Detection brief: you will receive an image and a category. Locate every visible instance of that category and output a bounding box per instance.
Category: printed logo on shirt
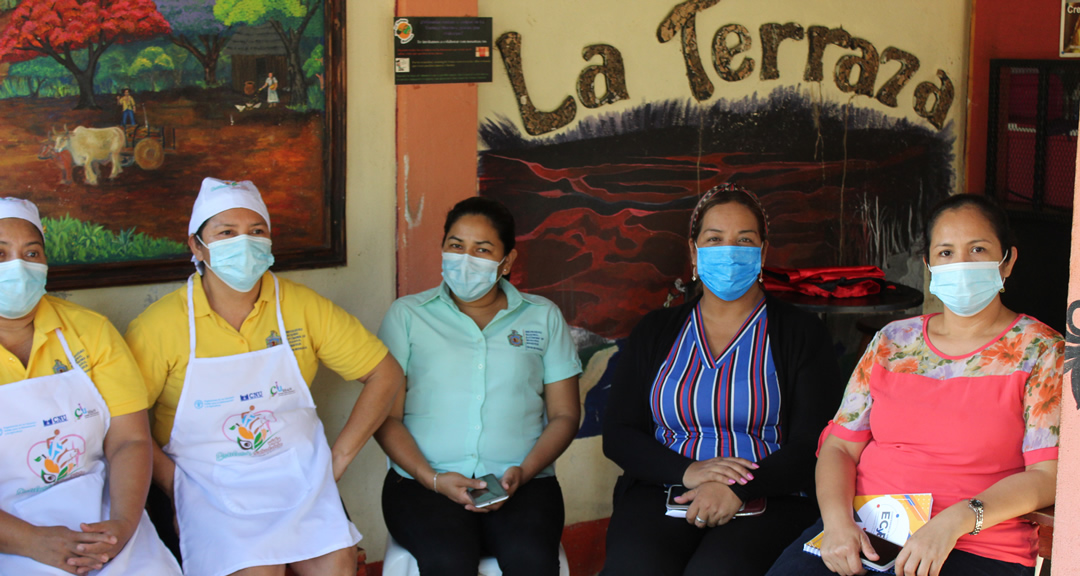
[507,330,524,347]
[269,381,296,398]
[222,406,281,456]
[193,396,235,410]
[28,430,85,484]
[523,330,546,352]
[73,403,100,421]
[52,359,70,374]
[42,414,68,427]
[240,391,264,401]
[266,330,283,348]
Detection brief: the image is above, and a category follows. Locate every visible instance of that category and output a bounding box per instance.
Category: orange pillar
[394,0,479,296]
[1056,122,1080,573]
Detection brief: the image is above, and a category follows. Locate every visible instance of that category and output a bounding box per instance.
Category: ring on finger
[695,515,705,524]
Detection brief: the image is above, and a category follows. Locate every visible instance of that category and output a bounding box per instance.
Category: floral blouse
[834,314,1064,455]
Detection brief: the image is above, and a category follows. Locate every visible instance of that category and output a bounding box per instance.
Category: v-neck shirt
[649,300,781,463]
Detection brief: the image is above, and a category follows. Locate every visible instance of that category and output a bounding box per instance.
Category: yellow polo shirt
[0,295,148,417]
[125,272,388,447]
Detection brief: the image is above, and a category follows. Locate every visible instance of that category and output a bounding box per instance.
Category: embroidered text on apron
[164,274,360,576]
[0,329,182,575]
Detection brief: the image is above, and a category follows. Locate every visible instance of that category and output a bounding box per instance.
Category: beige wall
[52,0,402,562]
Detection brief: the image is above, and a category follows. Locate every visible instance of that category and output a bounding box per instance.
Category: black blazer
[602,293,844,501]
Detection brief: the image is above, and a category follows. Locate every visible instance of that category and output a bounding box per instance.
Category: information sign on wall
[394,17,493,84]
[1062,0,1080,57]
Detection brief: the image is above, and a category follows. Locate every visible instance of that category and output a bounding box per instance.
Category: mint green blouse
[377,280,582,479]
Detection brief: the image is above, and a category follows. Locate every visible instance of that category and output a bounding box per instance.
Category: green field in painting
[43,215,187,265]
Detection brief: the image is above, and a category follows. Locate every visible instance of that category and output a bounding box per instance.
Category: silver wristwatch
[967,499,984,535]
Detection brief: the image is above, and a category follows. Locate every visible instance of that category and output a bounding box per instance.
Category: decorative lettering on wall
[875,47,920,107]
[835,37,879,97]
[913,69,955,130]
[657,0,721,101]
[578,44,630,108]
[496,31,577,136]
[494,1,956,136]
[759,22,804,81]
[712,24,754,82]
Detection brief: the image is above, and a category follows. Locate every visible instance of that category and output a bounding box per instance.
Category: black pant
[382,469,565,576]
[765,518,1036,576]
[601,478,819,576]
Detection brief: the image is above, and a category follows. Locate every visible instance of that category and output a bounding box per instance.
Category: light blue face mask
[696,245,762,301]
[199,235,275,293]
[928,256,1007,317]
[442,252,504,303]
[0,259,48,319]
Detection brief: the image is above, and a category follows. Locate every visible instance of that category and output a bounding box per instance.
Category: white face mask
[441,252,504,302]
[927,255,1007,317]
[0,259,48,319]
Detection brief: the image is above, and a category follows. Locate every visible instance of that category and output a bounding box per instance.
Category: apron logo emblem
[42,414,68,426]
[223,406,278,452]
[194,400,204,409]
[28,430,85,484]
[73,403,100,420]
[266,330,283,348]
[270,382,296,397]
[240,391,264,401]
[508,330,524,347]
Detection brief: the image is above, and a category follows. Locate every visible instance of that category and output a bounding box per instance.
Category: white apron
[0,329,182,575]
[165,274,360,576]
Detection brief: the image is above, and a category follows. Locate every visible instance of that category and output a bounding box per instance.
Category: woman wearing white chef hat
[0,197,182,575]
[125,178,403,576]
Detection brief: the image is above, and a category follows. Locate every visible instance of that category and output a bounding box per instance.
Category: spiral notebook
[803,493,933,572]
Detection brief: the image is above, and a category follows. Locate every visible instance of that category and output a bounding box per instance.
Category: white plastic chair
[383,535,570,576]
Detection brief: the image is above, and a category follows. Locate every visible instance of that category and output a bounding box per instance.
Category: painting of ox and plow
[0,0,345,289]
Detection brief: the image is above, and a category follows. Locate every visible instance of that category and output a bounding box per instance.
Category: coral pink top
[823,314,1064,566]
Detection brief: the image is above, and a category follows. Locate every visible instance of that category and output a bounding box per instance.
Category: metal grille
[987,60,1080,215]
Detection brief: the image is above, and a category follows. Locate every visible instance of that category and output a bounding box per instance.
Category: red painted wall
[395,0,479,296]
[966,0,1061,193]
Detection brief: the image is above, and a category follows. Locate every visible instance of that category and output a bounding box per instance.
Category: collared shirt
[650,300,781,464]
[378,279,581,480]
[125,272,388,447]
[0,295,147,417]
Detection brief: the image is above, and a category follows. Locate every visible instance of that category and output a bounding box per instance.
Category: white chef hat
[188,178,271,237]
[0,197,44,238]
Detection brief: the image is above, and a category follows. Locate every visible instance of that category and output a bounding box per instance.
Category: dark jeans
[382,468,565,576]
[601,477,820,576]
[765,518,1036,576]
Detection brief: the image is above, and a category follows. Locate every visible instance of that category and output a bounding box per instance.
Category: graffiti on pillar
[1066,300,1080,409]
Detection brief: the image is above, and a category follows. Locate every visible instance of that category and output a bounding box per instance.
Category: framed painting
[0,0,346,290]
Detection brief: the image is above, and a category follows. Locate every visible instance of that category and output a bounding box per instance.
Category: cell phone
[467,473,509,508]
[860,530,903,572]
[666,485,690,511]
[735,497,766,517]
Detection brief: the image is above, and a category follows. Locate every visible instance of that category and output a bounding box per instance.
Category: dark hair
[443,196,516,253]
[689,184,769,242]
[923,194,1015,262]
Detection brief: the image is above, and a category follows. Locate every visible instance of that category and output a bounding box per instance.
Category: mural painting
[0,0,342,288]
[478,2,960,436]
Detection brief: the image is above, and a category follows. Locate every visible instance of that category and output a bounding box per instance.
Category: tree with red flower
[0,0,171,109]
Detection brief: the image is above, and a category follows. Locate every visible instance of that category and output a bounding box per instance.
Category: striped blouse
[649,299,782,463]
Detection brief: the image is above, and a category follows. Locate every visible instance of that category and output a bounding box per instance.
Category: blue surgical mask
[928,256,1006,317]
[696,245,762,301]
[199,235,275,293]
[0,259,47,319]
[442,252,504,303]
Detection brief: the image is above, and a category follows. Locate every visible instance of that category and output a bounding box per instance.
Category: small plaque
[394,17,493,84]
